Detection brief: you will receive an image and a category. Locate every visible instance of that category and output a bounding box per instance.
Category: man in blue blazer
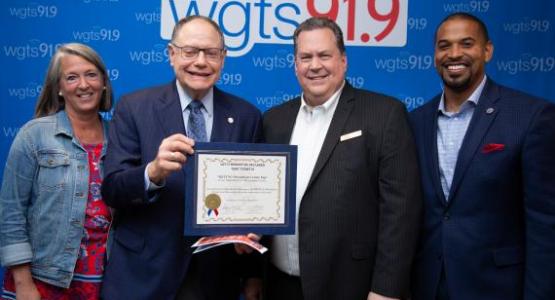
[100,16,262,299]
[410,13,555,300]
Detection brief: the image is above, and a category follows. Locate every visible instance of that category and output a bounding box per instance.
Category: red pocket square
[482,143,505,154]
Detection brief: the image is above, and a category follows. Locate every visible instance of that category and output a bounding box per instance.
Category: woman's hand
[11,264,41,300]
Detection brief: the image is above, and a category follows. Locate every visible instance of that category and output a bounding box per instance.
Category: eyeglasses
[170,43,224,61]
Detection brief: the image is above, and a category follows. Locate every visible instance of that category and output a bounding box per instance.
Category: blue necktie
[187,100,207,142]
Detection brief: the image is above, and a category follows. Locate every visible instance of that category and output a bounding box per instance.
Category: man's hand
[368,292,399,300]
[234,233,261,254]
[243,278,263,300]
[147,134,195,184]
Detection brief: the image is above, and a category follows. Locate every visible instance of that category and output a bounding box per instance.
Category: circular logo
[204,193,222,210]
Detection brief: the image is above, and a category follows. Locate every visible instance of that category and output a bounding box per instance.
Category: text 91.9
[306,0,406,45]
[217,73,242,86]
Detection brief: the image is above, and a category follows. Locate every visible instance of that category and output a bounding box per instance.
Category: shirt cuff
[144,162,165,192]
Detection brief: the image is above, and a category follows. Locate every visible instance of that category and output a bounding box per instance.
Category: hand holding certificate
[184,142,297,236]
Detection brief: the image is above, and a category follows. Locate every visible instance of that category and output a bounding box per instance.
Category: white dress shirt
[271,82,344,276]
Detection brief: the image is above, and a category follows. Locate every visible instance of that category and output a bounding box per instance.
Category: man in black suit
[263,17,422,300]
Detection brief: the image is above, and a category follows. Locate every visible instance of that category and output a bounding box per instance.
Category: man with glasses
[101,16,263,300]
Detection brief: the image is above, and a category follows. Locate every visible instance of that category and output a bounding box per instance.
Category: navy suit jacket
[100,82,262,300]
[410,79,555,300]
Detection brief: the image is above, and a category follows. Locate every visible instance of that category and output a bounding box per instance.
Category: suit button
[443,212,450,220]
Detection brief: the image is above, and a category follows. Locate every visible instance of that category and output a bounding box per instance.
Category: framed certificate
[184,142,297,236]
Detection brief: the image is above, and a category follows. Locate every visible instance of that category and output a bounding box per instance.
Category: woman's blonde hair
[34,43,113,118]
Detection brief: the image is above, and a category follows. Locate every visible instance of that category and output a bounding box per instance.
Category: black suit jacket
[263,83,422,299]
[100,81,263,300]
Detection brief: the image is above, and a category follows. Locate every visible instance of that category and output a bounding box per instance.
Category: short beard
[442,74,471,93]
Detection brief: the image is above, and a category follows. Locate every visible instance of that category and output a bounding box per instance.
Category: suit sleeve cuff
[144,163,165,191]
[144,162,165,203]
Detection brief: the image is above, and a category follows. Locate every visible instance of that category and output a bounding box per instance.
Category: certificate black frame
[184,142,297,235]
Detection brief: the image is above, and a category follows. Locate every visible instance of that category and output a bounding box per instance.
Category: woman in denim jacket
[0,43,114,300]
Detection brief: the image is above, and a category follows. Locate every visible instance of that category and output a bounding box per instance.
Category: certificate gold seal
[205,194,221,209]
[205,194,221,216]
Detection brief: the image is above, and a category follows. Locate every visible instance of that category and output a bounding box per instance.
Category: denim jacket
[0,110,109,288]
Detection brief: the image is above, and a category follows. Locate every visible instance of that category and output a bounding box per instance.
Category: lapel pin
[227,117,234,124]
[486,107,495,114]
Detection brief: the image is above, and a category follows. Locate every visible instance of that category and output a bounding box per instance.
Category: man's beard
[442,72,472,93]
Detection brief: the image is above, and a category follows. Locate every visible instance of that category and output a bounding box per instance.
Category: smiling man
[262,17,422,300]
[100,16,263,300]
[410,13,555,300]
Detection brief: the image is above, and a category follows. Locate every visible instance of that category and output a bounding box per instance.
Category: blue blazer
[410,79,555,300]
[100,82,262,300]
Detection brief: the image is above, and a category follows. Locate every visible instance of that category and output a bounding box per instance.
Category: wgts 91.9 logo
[161,0,407,57]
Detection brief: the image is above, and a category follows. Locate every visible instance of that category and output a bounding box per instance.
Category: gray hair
[35,43,113,118]
[171,15,225,49]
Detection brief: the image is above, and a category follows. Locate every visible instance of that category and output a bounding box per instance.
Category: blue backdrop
[1,0,554,284]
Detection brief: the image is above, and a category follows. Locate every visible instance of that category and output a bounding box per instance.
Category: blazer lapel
[154,82,186,136]
[448,80,500,203]
[210,88,234,142]
[269,100,300,145]
[424,96,448,204]
[151,82,189,180]
[307,84,355,189]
